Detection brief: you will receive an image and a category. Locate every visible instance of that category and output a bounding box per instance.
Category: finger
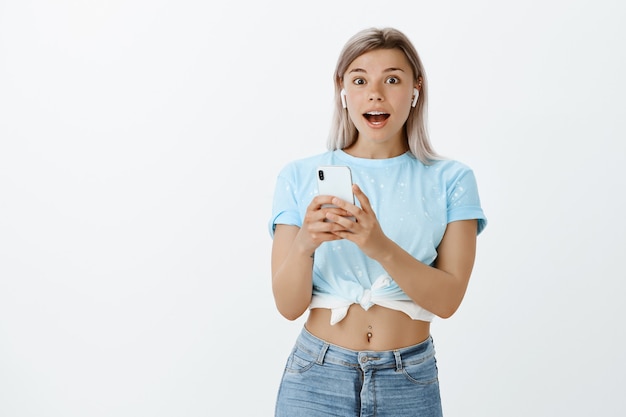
[308,195,336,211]
[330,193,360,212]
[305,219,346,241]
[325,212,357,230]
[324,207,352,218]
[352,184,372,212]
[306,204,350,227]
[330,198,360,223]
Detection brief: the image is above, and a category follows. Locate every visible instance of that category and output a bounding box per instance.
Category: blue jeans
[275,327,443,417]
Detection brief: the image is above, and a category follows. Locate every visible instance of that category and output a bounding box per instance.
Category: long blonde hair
[327,27,440,163]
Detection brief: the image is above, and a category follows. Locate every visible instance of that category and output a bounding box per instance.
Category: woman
[269,27,487,417]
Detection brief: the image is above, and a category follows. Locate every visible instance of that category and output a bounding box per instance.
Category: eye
[352,78,366,85]
[385,76,400,84]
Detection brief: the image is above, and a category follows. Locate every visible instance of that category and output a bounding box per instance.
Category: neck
[343,140,408,159]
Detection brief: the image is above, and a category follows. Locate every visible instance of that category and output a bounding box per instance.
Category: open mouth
[363,111,390,124]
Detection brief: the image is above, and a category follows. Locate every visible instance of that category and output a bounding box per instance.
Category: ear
[411,88,419,108]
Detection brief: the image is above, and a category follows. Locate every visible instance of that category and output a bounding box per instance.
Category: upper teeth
[367,111,385,115]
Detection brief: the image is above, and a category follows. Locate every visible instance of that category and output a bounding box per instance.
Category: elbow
[280,310,305,321]
[274,299,309,321]
[436,306,458,320]
[433,296,464,319]
[277,306,307,321]
[433,283,468,319]
[272,283,311,321]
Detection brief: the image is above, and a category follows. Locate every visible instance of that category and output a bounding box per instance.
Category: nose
[368,86,384,102]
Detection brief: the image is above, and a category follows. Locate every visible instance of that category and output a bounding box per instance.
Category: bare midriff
[305,304,431,351]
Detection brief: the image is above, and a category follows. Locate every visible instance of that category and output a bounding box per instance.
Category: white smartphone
[316,165,355,208]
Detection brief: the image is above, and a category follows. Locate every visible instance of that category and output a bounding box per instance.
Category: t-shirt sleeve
[268,168,302,238]
[446,167,487,235]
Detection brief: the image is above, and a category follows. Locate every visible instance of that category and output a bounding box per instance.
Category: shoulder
[428,157,472,172]
[426,158,477,182]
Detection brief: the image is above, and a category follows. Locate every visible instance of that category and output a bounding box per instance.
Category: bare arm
[271,195,354,320]
[271,225,314,320]
[373,219,477,318]
[327,184,478,319]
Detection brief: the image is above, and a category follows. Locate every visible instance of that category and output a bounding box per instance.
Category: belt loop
[317,342,330,365]
[393,350,403,371]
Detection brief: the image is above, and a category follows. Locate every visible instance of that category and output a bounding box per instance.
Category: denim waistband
[296,327,435,371]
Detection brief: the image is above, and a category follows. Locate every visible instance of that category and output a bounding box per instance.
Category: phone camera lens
[318,170,324,180]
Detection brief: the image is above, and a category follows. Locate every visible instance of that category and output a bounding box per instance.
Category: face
[342,48,418,152]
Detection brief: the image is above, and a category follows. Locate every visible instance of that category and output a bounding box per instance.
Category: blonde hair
[327,27,440,163]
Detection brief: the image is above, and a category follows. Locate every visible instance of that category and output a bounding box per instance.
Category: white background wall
[1,0,625,416]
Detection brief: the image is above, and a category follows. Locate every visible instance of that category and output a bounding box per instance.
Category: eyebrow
[348,67,406,74]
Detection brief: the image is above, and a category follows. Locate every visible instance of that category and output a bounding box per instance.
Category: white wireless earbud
[411,88,419,108]
[340,89,347,109]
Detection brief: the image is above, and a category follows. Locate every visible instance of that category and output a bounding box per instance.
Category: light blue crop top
[269,150,487,324]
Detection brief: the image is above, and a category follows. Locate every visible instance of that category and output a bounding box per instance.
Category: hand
[324,184,392,260]
[296,194,356,254]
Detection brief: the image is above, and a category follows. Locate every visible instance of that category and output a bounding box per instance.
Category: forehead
[346,48,413,76]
